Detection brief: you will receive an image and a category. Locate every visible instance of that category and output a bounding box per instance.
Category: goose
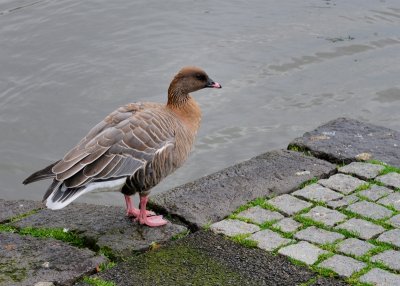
[23,66,222,227]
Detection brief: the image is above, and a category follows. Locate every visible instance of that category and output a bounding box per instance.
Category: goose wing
[51,103,176,191]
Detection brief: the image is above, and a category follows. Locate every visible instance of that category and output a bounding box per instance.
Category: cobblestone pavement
[210,162,400,285]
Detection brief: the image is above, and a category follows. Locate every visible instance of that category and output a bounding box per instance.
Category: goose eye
[195,74,206,81]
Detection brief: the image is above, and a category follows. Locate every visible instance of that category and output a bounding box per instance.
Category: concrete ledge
[289,117,400,167]
[150,149,335,228]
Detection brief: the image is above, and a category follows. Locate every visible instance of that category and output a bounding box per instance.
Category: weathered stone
[388,214,400,228]
[292,184,343,202]
[301,206,347,227]
[327,195,359,209]
[337,238,374,257]
[34,283,55,286]
[210,219,260,237]
[358,185,393,201]
[371,250,400,271]
[359,268,400,286]
[150,150,335,228]
[339,162,385,179]
[378,192,400,211]
[318,254,366,277]
[318,174,365,195]
[237,206,284,224]
[0,232,106,286]
[278,241,327,265]
[335,218,385,240]
[0,199,43,223]
[377,229,400,247]
[294,226,344,245]
[249,229,293,251]
[91,231,316,286]
[376,172,400,189]
[12,203,187,256]
[267,194,312,216]
[273,218,302,233]
[347,201,393,220]
[288,118,400,168]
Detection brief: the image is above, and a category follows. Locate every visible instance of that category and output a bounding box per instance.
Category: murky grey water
[1,0,399,206]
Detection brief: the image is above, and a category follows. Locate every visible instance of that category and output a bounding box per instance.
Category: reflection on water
[0,0,399,206]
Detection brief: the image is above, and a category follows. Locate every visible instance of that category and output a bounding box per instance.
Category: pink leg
[124,195,155,218]
[136,195,168,227]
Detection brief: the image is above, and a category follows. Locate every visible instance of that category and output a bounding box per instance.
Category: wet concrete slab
[0,199,43,223]
[288,118,400,167]
[150,149,335,228]
[76,231,348,286]
[12,203,187,256]
[0,232,106,286]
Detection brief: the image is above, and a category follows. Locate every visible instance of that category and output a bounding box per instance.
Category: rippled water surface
[1,0,399,205]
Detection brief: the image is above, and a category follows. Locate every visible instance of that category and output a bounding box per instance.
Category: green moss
[171,229,190,241]
[347,265,374,286]
[340,209,392,230]
[354,183,372,193]
[99,246,118,261]
[82,277,116,286]
[133,244,252,285]
[9,209,40,223]
[0,260,27,283]
[230,197,280,216]
[367,160,400,175]
[98,261,116,272]
[298,277,318,286]
[18,227,85,247]
[0,224,17,233]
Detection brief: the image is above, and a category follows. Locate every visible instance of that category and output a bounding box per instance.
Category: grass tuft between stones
[229,233,258,248]
[171,229,191,241]
[82,277,116,286]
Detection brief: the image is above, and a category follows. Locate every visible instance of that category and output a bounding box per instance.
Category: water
[1,0,399,206]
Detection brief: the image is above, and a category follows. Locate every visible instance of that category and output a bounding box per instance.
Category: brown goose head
[168,66,221,106]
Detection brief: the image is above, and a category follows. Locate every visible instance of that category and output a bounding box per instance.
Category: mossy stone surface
[88,231,320,286]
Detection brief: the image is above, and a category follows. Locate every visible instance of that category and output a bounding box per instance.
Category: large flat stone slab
[0,232,106,286]
[80,231,318,286]
[150,150,335,228]
[0,199,43,223]
[12,203,187,257]
[288,118,400,168]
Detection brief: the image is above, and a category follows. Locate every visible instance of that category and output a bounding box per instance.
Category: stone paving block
[0,199,43,223]
[273,218,302,233]
[335,218,385,240]
[249,229,293,251]
[267,194,312,216]
[237,206,284,224]
[337,238,374,257]
[376,172,400,189]
[210,219,260,237]
[318,254,366,277]
[292,184,343,203]
[358,185,393,201]
[0,232,106,286]
[378,192,400,211]
[359,268,400,286]
[327,195,359,209]
[301,206,347,227]
[288,117,400,168]
[278,241,328,265]
[318,174,365,195]
[388,214,400,228]
[371,250,400,271]
[294,226,344,245]
[339,162,385,179]
[347,201,393,220]
[151,149,336,227]
[377,229,400,247]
